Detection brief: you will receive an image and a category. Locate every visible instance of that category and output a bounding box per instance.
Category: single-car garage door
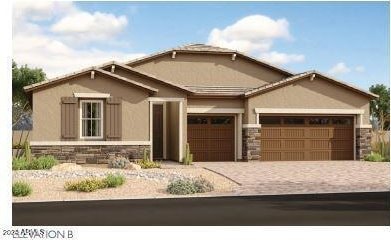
[260,116,354,161]
[188,115,235,161]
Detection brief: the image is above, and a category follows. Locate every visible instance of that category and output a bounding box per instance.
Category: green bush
[12,155,58,170]
[103,174,125,188]
[65,174,126,192]
[29,155,58,170]
[167,177,214,195]
[12,181,32,197]
[12,157,30,170]
[364,152,385,162]
[372,141,390,162]
[65,178,106,192]
[136,159,161,169]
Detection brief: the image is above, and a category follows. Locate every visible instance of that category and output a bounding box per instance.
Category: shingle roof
[186,85,252,97]
[244,70,378,99]
[24,66,158,94]
[175,43,234,53]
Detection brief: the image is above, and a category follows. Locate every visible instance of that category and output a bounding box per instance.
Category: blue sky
[13,1,389,89]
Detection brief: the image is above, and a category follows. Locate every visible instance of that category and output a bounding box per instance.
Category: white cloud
[328,62,351,75]
[13,2,143,78]
[259,51,305,65]
[328,62,365,75]
[355,66,365,72]
[207,14,303,65]
[51,11,128,43]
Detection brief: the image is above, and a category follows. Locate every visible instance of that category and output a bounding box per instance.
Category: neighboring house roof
[97,61,194,94]
[244,70,378,99]
[24,67,158,94]
[125,43,295,76]
[186,85,251,97]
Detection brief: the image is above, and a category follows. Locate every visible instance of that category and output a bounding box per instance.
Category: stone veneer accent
[356,128,372,160]
[31,145,150,164]
[242,127,261,161]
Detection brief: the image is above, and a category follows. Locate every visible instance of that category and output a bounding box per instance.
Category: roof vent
[111,65,115,73]
[232,53,237,61]
[172,51,176,59]
[310,73,316,81]
[90,71,95,80]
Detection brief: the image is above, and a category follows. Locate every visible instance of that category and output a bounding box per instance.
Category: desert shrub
[364,152,385,162]
[167,178,197,195]
[65,178,106,192]
[167,177,214,195]
[12,157,30,170]
[65,174,126,192]
[103,174,125,188]
[12,181,32,197]
[108,157,130,169]
[372,141,390,162]
[136,159,161,169]
[193,177,214,193]
[29,155,58,170]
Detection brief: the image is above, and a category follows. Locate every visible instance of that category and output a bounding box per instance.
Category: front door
[153,104,164,159]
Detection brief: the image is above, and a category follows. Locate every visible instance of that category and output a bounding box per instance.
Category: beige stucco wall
[32,73,150,141]
[131,53,288,88]
[187,98,244,109]
[245,76,371,124]
[109,68,187,98]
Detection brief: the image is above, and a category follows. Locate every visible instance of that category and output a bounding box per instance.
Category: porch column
[242,124,262,161]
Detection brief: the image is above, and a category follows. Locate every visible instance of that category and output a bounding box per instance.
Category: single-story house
[24,44,377,163]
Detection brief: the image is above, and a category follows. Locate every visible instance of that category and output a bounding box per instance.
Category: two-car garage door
[260,116,354,161]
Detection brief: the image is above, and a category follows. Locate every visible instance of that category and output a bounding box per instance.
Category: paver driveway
[195,161,390,196]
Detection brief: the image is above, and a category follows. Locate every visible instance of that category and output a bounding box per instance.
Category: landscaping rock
[51,163,83,172]
[125,163,142,171]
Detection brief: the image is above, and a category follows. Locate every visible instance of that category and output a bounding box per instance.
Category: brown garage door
[260,116,354,161]
[188,115,235,161]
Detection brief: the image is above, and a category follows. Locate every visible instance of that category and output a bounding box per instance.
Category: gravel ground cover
[12,164,237,202]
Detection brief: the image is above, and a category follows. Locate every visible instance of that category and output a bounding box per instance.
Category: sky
[12,1,389,89]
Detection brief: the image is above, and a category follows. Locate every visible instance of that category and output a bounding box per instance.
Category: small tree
[12,60,46,128]
[369,84,390,131]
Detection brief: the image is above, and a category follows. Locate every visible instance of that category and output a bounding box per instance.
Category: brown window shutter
[61,97,78,140]
[106,97,122,140]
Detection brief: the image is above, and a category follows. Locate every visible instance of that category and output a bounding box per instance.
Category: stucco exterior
[245,75,371,124]
[130,53,288,88]
[32,72,150,141]
[25,44,375,162]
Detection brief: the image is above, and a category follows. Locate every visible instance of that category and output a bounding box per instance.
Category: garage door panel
[188,115,234,162]
[261,139,281,149]
[310,151,330,160]
[284,139,305,149]
[283,129,305,138]
[260,116,354,161]
[262,128,282,138]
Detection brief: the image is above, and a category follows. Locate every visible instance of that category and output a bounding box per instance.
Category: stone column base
[31,145,150,164]
[356,128,372,160]
[242,127,261,161]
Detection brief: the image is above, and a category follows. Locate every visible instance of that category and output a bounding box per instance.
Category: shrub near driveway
[12,181,32,197]
[167,177,214,195]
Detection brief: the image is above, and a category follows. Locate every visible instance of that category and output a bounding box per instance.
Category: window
[211,117,232,124]
[332,118,352,125]
[284,118,305,124]
[188,116,208,124]
[260,117,281,125]
[80,100,103,139]
[309,118,330,125]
